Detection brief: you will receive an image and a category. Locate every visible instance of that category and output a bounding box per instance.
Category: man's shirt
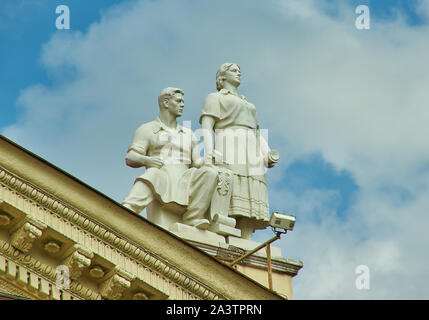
[128,117,198,166]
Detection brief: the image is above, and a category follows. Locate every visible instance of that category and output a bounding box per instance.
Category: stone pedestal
[146,201,183,230]
[169,223,226,246]
[207,222,241,237]
[227,236,283,258]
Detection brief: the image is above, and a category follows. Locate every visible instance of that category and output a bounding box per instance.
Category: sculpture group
[122,63,279,241]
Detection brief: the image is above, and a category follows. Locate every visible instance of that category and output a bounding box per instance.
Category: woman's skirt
[214,126,271,229]
[229,173,270,230]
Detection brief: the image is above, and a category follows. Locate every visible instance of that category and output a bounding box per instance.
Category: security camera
[269,212,296,231]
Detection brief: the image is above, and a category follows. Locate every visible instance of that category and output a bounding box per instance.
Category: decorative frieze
[10,218,46,253]
[0,166,224,300]
[0,213,11,226]
[0,277,33,300]
[0,239,100,300]
[133,292,149,300]
[99,268,133,300]
[43,241,62,254]
[62,245,94,280]
[89,265,105,279]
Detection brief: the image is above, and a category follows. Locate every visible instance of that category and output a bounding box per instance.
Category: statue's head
[216,63,241,91]
[158,87,185,117]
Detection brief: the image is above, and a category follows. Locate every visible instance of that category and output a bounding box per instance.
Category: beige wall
[234,265,293,299]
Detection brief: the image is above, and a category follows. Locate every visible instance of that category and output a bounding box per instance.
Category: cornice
[188,240,303,276]
[0,243,91,300]
[0,165,223,300]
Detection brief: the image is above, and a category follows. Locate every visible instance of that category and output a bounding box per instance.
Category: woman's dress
[200,88,271,229]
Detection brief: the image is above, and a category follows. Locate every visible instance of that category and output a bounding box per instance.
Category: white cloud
[2,0,429,299]
[417,0,429,20]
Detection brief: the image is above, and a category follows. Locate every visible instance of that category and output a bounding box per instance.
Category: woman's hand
[266,150,279,168]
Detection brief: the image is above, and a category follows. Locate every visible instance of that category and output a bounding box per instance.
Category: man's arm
[125,124,164,169]
[126,150,164,169]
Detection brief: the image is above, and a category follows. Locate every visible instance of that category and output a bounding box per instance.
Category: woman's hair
[216,63,240,91]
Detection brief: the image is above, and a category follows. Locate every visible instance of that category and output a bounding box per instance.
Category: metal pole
[229,233,281,267]
[266,243,273,290]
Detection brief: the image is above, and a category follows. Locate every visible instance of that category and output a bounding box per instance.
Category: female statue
[200,63,279,239]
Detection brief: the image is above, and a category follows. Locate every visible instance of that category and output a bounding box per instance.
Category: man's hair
[215,63,240,91]
[158,87,184,109]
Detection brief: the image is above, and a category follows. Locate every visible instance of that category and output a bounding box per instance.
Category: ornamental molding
[10,218,47,253]
[0,166,224,300]
[216,169,232,197]
[99,267,133,300]
[62,245,94,280]
[0,240,97,300]
[0,277,34,300]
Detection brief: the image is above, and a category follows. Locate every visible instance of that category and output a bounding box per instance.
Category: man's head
[216,63,241,91]
[158,87,185,117]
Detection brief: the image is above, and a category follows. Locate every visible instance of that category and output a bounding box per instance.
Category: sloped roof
[0,134,284,300]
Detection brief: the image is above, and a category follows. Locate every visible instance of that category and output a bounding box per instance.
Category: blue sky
[1,0,429,299]
[1,0,426,129]
[0,0,119,127]
[0,0,423,204]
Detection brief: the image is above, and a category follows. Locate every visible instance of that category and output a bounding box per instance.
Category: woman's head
[216,63,241,91]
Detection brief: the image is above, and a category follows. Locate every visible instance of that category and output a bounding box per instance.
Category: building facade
[0,135,302,300]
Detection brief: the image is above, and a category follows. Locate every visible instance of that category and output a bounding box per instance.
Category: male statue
[122,87,218,230]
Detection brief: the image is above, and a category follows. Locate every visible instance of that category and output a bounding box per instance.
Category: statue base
[169,223,226,246]
[227,236,283,258]
[208,222,241,237]
[168,223,282,259]
[146,201,184,230]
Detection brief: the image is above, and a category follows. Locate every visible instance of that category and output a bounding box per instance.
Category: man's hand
[213,149,224,164]
[145,156,164,169]
[192,157,204,168]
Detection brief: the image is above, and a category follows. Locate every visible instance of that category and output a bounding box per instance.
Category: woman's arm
[258,133,279,168]
[200,115,216,165]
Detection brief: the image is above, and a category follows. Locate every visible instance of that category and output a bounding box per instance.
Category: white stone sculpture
[200,63,279,240]
[122,67,279,248]
[122,88,218,230]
